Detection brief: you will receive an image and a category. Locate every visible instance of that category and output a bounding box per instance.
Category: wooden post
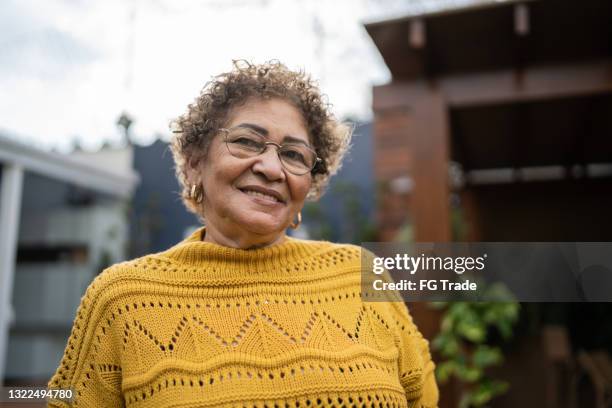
[373,82,452,242]
[407,86,452,242]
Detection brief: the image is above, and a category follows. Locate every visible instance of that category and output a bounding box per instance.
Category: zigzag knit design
[47,228,438,407]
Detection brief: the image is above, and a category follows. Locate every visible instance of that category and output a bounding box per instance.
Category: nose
[251,146,286,181]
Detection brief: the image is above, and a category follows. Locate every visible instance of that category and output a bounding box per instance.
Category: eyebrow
[236,123,311,148]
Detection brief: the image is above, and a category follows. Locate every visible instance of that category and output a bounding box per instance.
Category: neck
[156,227,338,284]
[202,223,287,249]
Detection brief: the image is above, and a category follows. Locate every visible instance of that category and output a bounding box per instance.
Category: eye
[280,147,308,165]
[230,136,263,151]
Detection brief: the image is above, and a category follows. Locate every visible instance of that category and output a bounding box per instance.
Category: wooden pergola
[366,0,612,244]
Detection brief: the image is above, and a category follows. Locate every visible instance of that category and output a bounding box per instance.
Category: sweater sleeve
[47,270,125,408]
[393,302,439,408]
[361,247,439,405]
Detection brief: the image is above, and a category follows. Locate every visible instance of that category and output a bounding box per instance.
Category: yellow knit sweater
[48,228,438,407]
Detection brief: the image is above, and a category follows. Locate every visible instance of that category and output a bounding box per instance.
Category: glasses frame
[219,127,322,176]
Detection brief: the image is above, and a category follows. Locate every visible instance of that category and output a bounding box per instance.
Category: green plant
[330,181,376,243]
[430,301,520,408]
[303,181,376,243]
[302,202,333,241]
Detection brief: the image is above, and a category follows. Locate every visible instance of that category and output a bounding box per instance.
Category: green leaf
[433,299,519,406]
[442,337,460,357]
[429,301,448,310]
[441,314,455,332]
[496,320,513,339]
[431,334,445,350]
[457,320,486,342]
[472,345,503,368]
[482,283,517,302]
[488,379,510,396]
[456,364,482,383]
[435,361,456,383]
[459,393,473,408]
[471,383,494,406]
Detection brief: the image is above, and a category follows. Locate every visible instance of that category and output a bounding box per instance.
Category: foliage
[330,181,377,243]
[432,196,520,406]
[303,180,376,244]
[430,301,520,408]
[451,205,469,242]
[302,201,333,241]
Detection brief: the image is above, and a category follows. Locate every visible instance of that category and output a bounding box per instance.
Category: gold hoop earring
[190,184,203,204]
[289,211,302,229]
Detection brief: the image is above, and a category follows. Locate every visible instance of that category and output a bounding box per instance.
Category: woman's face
[195,97,313,245]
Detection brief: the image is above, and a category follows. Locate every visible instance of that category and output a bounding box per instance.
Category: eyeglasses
[219,127,322,176]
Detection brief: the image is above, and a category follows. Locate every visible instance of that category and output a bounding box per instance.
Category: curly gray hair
[170,60,352,216]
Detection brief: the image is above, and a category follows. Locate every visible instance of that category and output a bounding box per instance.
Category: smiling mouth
[239,188,285,204]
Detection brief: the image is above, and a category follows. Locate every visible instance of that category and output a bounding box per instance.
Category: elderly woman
[48,61,438,407]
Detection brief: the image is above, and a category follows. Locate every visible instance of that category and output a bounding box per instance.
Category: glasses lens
[224,128,317,175]
[225,130,264,157]
[279,145,316,175]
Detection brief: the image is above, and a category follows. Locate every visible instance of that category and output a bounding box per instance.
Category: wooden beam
[445,60,612,107]
[373,59,612,111]
[514,3,530,36]
[409,18,425,49]
[510,103,531,180]
[512,3,530,85]
[364,0,536,28]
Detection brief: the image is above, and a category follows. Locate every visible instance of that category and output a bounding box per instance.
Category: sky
[0,0,490,153]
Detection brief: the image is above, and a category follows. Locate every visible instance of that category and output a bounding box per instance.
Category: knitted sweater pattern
[48,229,438,407]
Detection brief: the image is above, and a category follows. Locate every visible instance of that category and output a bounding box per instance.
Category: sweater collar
[151,227,340,284]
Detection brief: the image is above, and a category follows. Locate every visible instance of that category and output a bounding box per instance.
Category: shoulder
[90,256,145,287]
[80,254,162,308]
[292,239,370,267]
[65,254,171,348]
[289,238,363,257]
